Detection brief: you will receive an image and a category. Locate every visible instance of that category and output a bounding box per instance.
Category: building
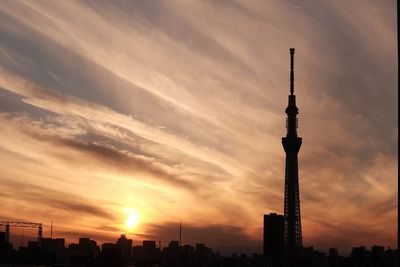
[41,238,66,263]
[0,232,11,262]
[143,240,158,261]
[371,245,384,264]
[133,240,160,263]
[68,237,100,259]
[101,242,116,251]
[195,243,213,265]
[263,213,284,263]
[282,48,303,259]
[116,234,133,260]
[164,240,181,265]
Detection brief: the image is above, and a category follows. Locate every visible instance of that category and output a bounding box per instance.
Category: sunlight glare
[126,209,139,230]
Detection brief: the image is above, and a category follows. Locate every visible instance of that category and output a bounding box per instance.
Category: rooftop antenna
[290,48,295,95]
[179,220,182,246]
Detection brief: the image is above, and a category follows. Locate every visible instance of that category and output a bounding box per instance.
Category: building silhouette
[263,213,284,264]
[41,237,66,263]
[0,228,399,266]
[116,234,133,260]
[0,231,11,262]
[282,48,303,259]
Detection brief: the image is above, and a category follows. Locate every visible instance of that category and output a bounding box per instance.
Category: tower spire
[290,48,295,95]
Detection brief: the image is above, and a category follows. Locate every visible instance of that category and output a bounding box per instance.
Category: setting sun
[126,209,139,230]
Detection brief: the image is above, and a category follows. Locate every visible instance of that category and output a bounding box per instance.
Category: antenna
[179,220,182,246]
[290,48,295,95]
[50,220,53,239]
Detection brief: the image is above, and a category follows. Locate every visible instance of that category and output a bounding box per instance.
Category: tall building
[41,238,66,263]
[263,213,284,262]
[68,237,99,257]
[116,234,133,260]
[282,48,303,258]
[141,240,158,262]
[0,232,11,262]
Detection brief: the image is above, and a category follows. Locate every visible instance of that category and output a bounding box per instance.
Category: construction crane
[0,220,43,246]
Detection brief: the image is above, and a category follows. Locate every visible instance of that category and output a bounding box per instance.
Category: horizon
[5,225,393,257]
[0,0,397,256]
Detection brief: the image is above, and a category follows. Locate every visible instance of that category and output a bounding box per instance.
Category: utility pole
[179,220,182,246]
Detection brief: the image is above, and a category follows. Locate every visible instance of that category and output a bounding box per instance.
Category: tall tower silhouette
[282,48,303,258]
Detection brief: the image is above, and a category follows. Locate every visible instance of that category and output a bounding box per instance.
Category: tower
[282,48,303,258]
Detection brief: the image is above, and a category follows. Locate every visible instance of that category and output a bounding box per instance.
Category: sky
[0,0,397,254]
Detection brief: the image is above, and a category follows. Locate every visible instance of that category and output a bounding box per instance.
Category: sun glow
[126,209,139,230]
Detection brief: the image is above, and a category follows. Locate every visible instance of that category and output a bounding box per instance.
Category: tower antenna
[179,220,182,246]
[290,48,295,95]
[50,220,53,239]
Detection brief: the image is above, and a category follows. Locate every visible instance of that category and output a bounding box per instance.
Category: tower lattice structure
[282,48,303,258]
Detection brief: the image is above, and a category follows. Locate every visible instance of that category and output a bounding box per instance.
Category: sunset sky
[0,0,397,254]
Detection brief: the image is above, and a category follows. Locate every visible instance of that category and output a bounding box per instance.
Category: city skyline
[2,229,397,266]
[0,0,397,255]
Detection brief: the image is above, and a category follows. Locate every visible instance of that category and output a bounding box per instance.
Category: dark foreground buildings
[0,229,399,267]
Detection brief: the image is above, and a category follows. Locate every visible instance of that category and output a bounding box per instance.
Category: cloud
[34,132,196,191]
[0,110,196,191]
[0,179,115,220]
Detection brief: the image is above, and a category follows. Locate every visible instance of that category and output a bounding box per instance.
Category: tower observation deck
[282,48,303,259]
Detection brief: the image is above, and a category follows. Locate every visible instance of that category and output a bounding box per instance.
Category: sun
[126,209,139,230]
